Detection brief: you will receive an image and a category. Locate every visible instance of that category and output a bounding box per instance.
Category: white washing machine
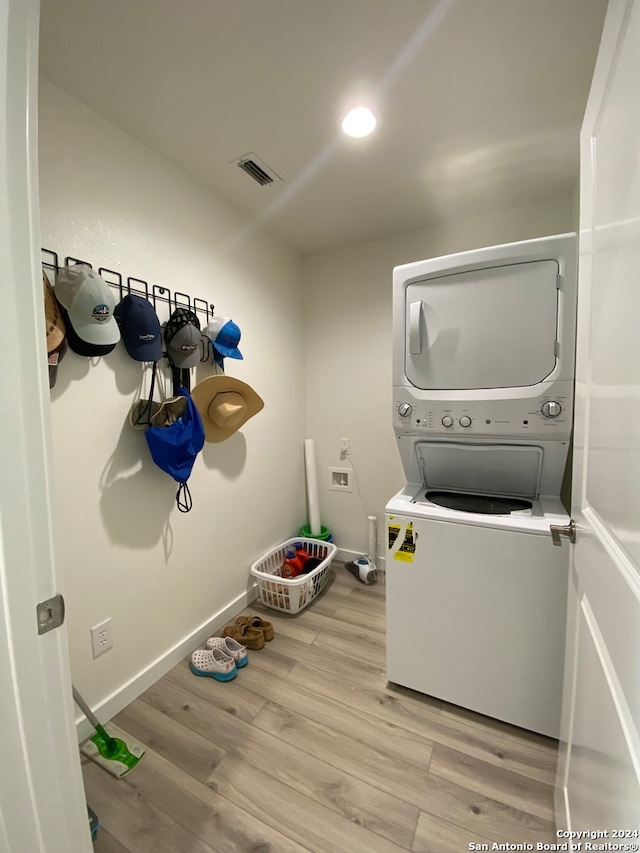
[386,233,578,738]
[386,487,569,738]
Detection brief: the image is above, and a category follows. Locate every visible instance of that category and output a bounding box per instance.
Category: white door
[0,0,92,850]
[555,0,640,834]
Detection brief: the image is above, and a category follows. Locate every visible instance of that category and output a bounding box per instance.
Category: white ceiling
[38,0,608,255]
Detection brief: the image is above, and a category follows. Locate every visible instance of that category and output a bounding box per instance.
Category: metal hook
[98,267,123,301]
[65,256,92,269]
[127,277,150,302]
[41,249,59,277]
[193,297,210,321]
[173,291,191,313]
[152,284,170,314]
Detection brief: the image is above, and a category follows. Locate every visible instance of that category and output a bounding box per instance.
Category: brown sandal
[223,622,265,650]
[236,615,274,642]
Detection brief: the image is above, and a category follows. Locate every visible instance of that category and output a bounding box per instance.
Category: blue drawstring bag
[144,387,205,512]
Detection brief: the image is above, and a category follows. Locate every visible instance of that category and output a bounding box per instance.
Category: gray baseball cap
[164,307,203,368]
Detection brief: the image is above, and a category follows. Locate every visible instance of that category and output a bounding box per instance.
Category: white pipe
[304,439,321,535]
[367,515,377,566]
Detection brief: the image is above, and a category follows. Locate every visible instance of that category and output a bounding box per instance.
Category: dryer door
[405,260,559,390]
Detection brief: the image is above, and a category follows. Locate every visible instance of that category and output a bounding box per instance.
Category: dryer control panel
[393,393,572,441]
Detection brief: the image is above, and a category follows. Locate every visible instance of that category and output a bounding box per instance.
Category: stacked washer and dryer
[385,233,577,739]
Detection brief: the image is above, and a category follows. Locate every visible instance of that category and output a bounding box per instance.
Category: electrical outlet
[329,467,352,491]
[340,438,351,459]
[91,618,113,658]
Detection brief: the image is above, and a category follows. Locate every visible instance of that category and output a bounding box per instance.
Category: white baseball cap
[54,264,120,346]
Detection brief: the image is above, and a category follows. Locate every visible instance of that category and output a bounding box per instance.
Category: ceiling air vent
[232,153,281,187]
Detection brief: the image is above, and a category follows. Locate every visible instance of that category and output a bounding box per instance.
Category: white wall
[38,79,305,725]
[302,198,575,565]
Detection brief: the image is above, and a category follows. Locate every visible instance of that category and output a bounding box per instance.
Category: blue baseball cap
[206,316,242,360]
[114,294,162,362]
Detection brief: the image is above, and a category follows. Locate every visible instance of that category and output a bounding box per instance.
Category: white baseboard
[75,583,259,741]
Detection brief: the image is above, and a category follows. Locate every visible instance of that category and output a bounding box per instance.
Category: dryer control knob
[441,416,454,428]
[541,400,562,418]
[398,403,413,418]
[459,416,472,428]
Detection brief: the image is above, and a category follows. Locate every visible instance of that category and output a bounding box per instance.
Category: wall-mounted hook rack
[41,248,215,324]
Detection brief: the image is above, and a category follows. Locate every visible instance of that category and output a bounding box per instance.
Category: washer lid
[416,442,543,499]
[405,260,559,390]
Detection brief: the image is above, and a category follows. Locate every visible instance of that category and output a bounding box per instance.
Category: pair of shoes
[223,622,265,650]
[189,636,248,682]
[223,615,275,649]
[236,615,275,642]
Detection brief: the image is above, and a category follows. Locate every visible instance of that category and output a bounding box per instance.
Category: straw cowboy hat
[191,375,264,443]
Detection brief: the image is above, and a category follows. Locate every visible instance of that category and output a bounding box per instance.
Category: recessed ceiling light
[340,106,378,138]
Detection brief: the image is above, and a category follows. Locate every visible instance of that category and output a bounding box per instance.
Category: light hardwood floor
[83,564,560,853]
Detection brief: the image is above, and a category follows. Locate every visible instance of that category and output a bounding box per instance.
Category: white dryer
[386,233,578,738]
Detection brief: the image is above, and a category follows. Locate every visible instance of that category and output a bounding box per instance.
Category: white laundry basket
[250,538,337,614]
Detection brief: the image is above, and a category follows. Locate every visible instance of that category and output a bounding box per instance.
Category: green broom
[73,686,145,779]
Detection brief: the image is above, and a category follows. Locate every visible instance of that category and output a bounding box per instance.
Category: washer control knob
[398,403,413,418]
[459,416,472,428]
[441,416,454,428]
[541,400,562,418]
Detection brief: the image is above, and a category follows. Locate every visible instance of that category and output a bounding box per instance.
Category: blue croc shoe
[189,648,237,681]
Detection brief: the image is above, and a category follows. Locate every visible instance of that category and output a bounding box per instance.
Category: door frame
[0,0,91,849]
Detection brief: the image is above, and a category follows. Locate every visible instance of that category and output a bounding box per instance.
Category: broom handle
[72,685,108,734]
